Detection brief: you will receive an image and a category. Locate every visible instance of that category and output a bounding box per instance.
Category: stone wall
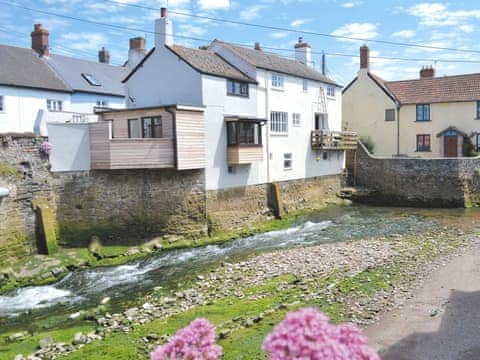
[353,142,480,207]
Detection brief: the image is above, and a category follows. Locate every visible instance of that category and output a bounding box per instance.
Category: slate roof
[384,73,480,105]
[212,40,339,86]
[167,45,256,83]
[45,54,128,97]
[0,44,70,92]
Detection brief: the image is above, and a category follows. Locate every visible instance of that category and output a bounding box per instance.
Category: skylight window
[82,73,101,86]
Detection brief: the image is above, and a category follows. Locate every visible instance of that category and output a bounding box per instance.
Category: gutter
[166,106,178,169]
[396,101,401,156]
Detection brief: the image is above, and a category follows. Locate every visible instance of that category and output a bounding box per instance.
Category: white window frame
[271,73,284,89]
[270,111,288,134]
[303,79,308,92]
[327,86,336,98]
[283,153,293,170]
[292,113,301,127]
[47,99,63,112]
[0,96,4,112]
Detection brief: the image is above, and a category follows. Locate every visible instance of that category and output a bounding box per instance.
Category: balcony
[311,130,358,150]
[226,116,265,165]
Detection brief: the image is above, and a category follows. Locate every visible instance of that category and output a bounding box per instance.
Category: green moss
[0,162,20,179]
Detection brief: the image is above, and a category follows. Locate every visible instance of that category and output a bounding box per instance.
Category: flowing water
[0,205,478,333]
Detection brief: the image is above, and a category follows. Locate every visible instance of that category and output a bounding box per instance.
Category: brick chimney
[31,24,49,57]
[360,45,369,70]
[155,7,173,48]
[98,47,110,64]
[128,37,147,68]
[254,42,262,51]
[420,65,435,79]
[294,37,312,66]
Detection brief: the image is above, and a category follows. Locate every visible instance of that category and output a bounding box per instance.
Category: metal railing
[311,130,358,150]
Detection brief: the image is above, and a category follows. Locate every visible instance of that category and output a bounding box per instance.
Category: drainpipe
[166,106,178,169]
[396,102,401,156]
[265,73,271,183]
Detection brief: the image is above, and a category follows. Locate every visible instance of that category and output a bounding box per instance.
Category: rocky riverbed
[11,222,472,359]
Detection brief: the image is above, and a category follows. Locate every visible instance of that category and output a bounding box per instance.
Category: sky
[1,0,480,85]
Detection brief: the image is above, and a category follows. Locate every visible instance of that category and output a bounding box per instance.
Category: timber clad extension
[90,106,205,170]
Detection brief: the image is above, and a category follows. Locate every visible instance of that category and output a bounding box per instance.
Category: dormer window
[82,73,101,86]
[227,80,249,97]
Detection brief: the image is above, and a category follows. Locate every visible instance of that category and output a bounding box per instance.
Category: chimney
[294,37,312,66]
[420,65,435,79]
[98,47,110,64]
[31,24,49,57]
[155,7,173,48]
[360,45,369,70]
[254,42,262,51]
[128,37,147,68]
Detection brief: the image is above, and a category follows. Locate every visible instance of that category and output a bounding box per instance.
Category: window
[227,80,249,97]
[270,111,288,134]
[477,101,480,119]
[385,109,396,121]
[82,73,101,86]
[227,166,236,174]
[227,121,262,146]
[47,99,63,112]
[292,113,301,127]
[128,119,140,138]
[303,79,308,92]
[283,153,292,170]
[272,73,284,89]
[477,134,480,151]
[327,86,336,97]
[142,117,163,138]
[416,104,430,121]
[107,120,114,139]
[416,134,431,152]
[315,113,329,131]
[0,96,3,112]
[96,100,108,107]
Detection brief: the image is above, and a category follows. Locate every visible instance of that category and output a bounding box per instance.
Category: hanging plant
[40,141,53,156]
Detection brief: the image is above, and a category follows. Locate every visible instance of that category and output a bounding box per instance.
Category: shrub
[359,136,375,154]
[263,308,380,360]
[462,136,478,157]
[151,318,222,360]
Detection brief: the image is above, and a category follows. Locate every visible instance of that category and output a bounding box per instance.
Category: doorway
[315,113,328,131]
[444,136,458,157]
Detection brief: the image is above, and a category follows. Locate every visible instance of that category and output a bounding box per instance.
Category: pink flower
[151,318,222,360]
[40,141,53,155]
[263,308,380,360]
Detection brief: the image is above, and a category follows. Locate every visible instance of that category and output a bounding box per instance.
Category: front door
[315,113,328,131]
[444,136,458,157]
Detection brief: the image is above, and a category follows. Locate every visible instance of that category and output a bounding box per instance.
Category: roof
[45,54,128,97]
[0,44,70,92]
[212,40,339,86]
[167,45,256,83]
[384,73,480,105]
[436,126,468,138]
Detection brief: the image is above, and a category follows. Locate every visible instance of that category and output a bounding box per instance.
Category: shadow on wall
[381,290,480,360]
[54,169,207,247]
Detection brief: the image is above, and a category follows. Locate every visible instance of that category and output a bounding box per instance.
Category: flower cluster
[151,318,222,360]
[262,308,380,360]
[40,141,53,155]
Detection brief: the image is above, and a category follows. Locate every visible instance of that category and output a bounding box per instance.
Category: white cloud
[459,24,475,33]
[405,3,480,27]
[269,31,288,39]
[198,0,230,10]
[61,32,108,51]
[240,5,265,20]
[391,29,416,39]
[177,23,207,37]
[290,18,310,27]
[331,23,378,41]
[341,1,363,8]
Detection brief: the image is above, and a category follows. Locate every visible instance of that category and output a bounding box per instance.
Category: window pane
[152,117,162,138]
[128,119,139,138]
[0,96,4,112]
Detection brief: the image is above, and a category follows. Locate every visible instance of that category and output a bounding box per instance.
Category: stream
[0,205,478,333]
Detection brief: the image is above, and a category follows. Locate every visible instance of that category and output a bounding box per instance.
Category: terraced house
[344,45,480,158]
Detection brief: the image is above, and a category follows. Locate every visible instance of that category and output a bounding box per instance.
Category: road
[365,238,480,360]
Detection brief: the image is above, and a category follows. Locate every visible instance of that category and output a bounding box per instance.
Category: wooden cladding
[91,106,205,170]
[227,146,263,165]
[311,131,358,151]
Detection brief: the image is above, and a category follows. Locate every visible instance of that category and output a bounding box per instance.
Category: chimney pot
[254,42,262,51]
[98,47,110,64]
[420,65,435,79]
[360,45,370,70]
[295,37,312,66]
[31,23,49,57]
[161,7,167,18]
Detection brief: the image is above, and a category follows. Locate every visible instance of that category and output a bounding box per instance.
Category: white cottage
[124,8,353,192]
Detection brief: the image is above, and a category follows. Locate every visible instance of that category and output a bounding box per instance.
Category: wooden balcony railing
[311,131,358,150]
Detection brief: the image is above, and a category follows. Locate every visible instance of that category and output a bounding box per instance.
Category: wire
[3,1,480,65]
[101,0,480,55]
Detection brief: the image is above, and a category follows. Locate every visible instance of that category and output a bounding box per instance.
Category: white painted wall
[0,85,71,134]
[202,75,266,190]
[257,69,344,183]
[47,123,91,172]
[126,47,203,108]
[70,92,125,113]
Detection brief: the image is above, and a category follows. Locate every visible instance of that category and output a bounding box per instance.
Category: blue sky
[1,0,480,85]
